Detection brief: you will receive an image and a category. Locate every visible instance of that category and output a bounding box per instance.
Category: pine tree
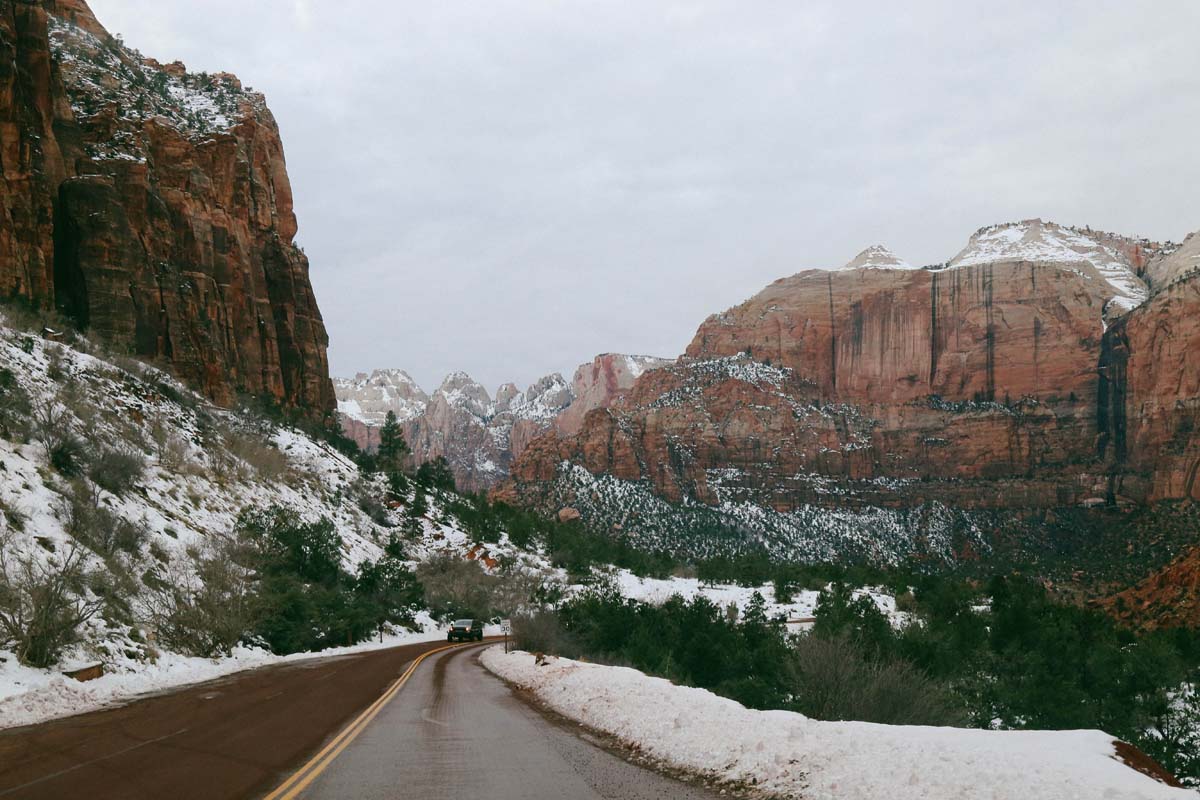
[377,410,409,475]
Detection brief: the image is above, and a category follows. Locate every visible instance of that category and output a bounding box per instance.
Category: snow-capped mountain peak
[840,245,916,271]
[434,372,495,419]
[334,369,429,424]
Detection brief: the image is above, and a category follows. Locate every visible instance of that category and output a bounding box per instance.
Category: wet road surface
[300,644,723,800]
[0,639,453,800]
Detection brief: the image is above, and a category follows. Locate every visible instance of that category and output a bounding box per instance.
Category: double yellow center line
[262,641,474,800]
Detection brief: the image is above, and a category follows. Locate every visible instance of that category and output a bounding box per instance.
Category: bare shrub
[223,427,288,481]
[512,610,578,657]
[56,480,148,556]
[416,553,497,619]
[45,344,69,382]
[89,447,146,496]
[0,537,101,667]
[31,396,71,457]
[0,368,31,440]
[490,564,564,618]
[789,633,964,726]
[147,412,204,475]
[143,538,256,658]
[352,480,390,526]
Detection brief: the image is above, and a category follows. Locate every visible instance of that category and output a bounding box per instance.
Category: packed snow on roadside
[610,569,908,628]
[482,648,1193,800]
[0,612,445,730]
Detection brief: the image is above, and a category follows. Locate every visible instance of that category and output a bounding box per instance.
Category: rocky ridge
[0,0,334,417]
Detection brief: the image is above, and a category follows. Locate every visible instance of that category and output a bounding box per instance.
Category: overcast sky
[88,0,1200,395]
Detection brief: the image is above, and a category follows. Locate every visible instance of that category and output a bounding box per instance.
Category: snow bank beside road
[482,648,1192,800]
[0,623,444,730]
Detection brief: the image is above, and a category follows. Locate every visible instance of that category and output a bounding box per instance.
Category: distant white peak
[495,382,521,411]
[840,245,916,271]
[948,219,1148,310]
[526,372,570,397]
[436,372,494,417]
[509,373,574,421]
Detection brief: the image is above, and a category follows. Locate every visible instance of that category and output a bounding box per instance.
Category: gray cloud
[88,0,1200,394]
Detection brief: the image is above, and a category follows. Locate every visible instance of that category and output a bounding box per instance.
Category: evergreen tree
[377,411,409,475]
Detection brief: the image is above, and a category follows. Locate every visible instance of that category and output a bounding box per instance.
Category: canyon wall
[0,0,334,416]
[504,221,1194,517]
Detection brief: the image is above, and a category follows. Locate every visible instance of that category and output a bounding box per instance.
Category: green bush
[233,506,422,654]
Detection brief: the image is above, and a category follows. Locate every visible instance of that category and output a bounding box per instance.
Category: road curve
[0,639,455,800]
[297,643,722,799]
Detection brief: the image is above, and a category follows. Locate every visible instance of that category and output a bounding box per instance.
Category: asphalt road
[0,639,455,800]
[299,644,722,800]
[0,640,722,800]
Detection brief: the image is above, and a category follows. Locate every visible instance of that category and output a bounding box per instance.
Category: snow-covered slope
[501,373,574,423]
[946,219,1149,314]
[0,316,431,724]
[484,650,1191,800]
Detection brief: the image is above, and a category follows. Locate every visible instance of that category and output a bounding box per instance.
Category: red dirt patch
[1112,739,1184,788]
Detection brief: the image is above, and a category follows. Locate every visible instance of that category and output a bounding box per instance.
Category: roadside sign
[500,618,512,634]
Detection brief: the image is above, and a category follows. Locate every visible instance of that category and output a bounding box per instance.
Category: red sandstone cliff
[1099,274,1200,504]
[504,222,1190,515]
[0,0,334,417]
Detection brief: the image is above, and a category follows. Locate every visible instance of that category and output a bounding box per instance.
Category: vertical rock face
[0,1,334,417]
[556,353,671,435]
[1101,275,1200,504]
[505,220,1191,516]
[687,259,1106,407]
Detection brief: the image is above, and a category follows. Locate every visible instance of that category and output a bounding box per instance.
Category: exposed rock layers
[0,0,334,416]
[504,221,1193,517]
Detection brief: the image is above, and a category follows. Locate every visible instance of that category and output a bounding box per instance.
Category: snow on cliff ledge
[839,244,917,271]
[947,219,1149,313]
[482,649,1191,800]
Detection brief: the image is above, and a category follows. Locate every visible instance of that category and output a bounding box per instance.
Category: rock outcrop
[1143,230,1200,289]
[505,220,1191,521]
[0,0,334,417]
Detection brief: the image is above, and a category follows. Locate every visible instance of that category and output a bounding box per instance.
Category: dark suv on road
[447,619,484,642]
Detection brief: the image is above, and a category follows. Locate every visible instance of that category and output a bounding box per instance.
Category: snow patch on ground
[610,570,907,628]
[483,649,1193,800]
